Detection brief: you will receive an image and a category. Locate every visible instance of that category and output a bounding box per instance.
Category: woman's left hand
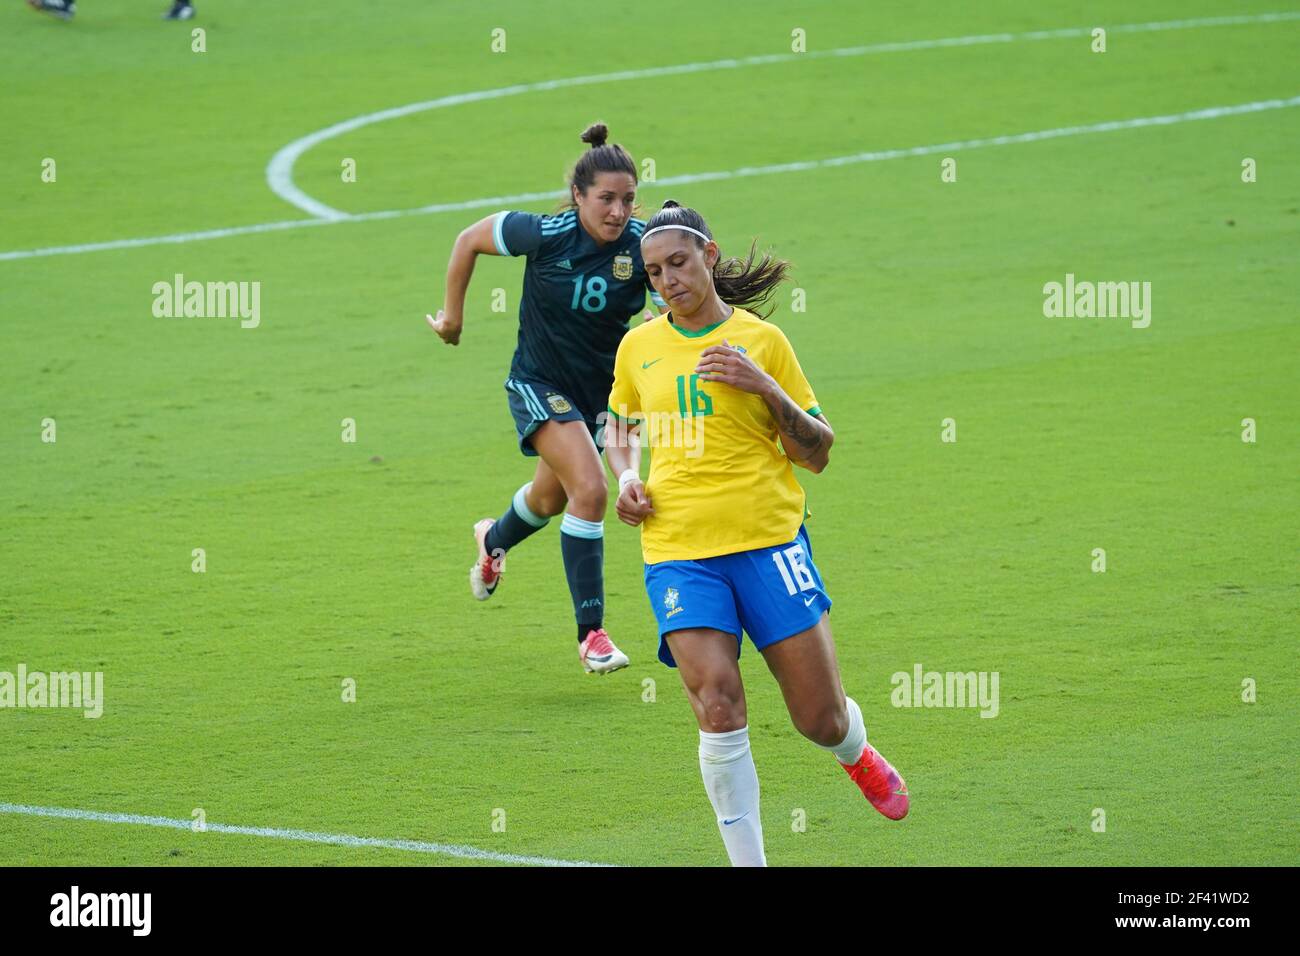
[695,339,773,395]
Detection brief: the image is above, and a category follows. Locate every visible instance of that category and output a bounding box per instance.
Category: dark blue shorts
[643,524,833,668]
[504,377,601,457]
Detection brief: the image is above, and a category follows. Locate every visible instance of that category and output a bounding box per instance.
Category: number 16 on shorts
[755,526,832,627]
[771,543,815,595]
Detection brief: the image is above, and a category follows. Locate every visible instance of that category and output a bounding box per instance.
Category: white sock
[823,695,867,765]
[698,726,766,867]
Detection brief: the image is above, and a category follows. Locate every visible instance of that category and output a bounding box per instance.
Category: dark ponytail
[644,200,790,318]
[564,122,638,210]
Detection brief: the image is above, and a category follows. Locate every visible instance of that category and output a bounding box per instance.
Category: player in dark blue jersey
[428,123,663,674]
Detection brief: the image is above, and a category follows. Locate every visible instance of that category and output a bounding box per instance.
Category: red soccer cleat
[840,743,910,820]
[469,518,503,601]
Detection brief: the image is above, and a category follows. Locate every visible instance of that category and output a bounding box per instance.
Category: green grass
[1,0,1297,866]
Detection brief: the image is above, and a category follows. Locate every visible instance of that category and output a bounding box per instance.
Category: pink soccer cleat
[578,628,629,675]
[840,743,910,820]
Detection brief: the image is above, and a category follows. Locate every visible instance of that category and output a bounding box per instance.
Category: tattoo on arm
[773,391,825,458]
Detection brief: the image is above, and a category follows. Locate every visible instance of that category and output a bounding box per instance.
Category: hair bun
[662,199,681,208]
[580,123,609,148]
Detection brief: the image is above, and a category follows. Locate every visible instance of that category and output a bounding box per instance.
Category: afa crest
[547,393,573,414]
[613,254,634,281]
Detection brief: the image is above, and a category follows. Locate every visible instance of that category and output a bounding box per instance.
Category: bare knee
[564,472,608,517]
[693,681,747,733]
[528,486,567,518]
[793,702,848,748]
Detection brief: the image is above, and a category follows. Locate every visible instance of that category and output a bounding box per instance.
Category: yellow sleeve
[766,326,821,417]
[606,335,642,423]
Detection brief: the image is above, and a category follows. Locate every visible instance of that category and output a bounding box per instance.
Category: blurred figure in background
[27,0,195,20]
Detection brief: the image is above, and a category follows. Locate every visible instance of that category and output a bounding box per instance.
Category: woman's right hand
[426,309,463,346]
[616,479,654,527]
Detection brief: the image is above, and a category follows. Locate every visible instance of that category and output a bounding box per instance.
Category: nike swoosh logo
[722,811,750,826]
[803,596,816,607]
[641,358,663,369]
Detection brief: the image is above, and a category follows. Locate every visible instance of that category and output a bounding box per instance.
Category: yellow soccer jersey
[607,307,821,563]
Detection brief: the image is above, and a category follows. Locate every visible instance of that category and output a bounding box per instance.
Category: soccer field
[1,0,1297,867]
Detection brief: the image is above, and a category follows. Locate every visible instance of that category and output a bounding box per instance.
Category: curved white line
[5,92,1299,262]
[265,11,1300,219]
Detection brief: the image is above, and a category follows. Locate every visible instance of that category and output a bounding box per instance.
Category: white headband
[639,224,713,245]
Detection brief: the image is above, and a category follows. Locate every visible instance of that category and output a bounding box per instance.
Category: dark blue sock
[560,514,604,642]
[484,483,549,556]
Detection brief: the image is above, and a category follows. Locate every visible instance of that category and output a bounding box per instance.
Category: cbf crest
[663,586,683,618]
[612,253,634,281]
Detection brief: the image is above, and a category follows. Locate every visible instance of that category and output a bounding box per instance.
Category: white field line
[1,12,1297,263]
[4,94,1297,264]
[265,11,1300,219]
[0,801,609,867]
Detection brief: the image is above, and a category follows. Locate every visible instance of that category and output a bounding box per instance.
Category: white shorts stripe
[508,379,547,420]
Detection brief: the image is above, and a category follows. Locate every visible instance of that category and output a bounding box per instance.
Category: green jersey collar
[667,307,736,338]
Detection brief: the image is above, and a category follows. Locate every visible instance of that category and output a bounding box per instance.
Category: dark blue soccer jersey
[493,209,665,421]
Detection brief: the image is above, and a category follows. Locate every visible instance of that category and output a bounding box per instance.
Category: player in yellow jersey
[604,201,909,866]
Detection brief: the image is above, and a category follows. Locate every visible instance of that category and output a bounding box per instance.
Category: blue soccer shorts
[504,376,600,457]
[643,524,833,668]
